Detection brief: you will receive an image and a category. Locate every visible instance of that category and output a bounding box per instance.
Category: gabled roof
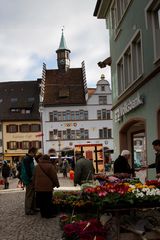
[0,80,40,121]
[43,68,86,106]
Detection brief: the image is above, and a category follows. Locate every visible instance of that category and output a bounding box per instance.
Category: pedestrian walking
[34,154,60,218]
[2,160,10,189]
[62,158,69,178]
[74,151,95,186]
[21,147,38,215]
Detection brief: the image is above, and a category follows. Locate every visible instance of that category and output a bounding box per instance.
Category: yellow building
[0,80,42,165]
[3,121,42,164]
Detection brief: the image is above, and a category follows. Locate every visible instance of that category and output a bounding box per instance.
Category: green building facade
[94,0,160,179]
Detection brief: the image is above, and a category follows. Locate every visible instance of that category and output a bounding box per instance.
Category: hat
[75,151,82,156]
[121,150,130,156]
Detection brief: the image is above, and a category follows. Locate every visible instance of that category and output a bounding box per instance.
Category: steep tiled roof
[43,68,86,106]
[0,80,40,121]
[88,88,96,97]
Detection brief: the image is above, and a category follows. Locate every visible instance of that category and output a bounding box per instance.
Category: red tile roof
[43,68,86,106]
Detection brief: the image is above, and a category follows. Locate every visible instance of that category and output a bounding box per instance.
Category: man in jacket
[74,151,95,186]
[21,147,38,215]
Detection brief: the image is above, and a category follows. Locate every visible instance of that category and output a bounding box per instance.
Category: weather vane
[62,26,65,32]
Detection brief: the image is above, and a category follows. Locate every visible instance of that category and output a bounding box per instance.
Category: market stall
[53,176,160,240]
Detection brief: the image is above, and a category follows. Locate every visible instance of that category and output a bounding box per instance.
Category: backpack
[20,157,34,186]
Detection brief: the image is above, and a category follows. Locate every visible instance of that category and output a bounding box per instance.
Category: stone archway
[119,118,147,182]
[119,118,146,151]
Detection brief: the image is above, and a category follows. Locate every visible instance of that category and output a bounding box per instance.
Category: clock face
[60,59,65,64]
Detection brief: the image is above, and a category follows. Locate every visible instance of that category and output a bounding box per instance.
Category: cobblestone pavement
[0,174,74,240]
[0,171,147,240]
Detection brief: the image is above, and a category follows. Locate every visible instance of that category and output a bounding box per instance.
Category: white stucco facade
[41,75,113,155]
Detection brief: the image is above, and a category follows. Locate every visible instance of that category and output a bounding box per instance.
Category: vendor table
[103,206,160,240]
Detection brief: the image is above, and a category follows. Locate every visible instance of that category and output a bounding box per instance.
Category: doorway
[119,118,147,182]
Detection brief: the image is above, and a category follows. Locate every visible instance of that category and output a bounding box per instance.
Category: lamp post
[58,138,61,157]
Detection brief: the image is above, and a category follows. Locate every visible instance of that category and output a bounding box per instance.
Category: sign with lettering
[114,93,144,122]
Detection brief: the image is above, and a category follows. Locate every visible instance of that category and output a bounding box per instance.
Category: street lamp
[58,138,61,157]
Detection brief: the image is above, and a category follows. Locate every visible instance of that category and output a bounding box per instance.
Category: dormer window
[11,97,18,102]
[59,88,69,98]
[101,85,105,91]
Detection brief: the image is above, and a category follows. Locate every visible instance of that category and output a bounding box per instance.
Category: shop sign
[64,122,77,127]
[114,93,144,122]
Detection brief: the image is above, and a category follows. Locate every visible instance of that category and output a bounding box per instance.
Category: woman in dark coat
[2,161,10,189]
[34,154,60,218]
[113,150,134,178]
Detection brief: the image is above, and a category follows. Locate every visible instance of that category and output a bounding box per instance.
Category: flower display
[62,218,108,240]
[146,179,160,188]
[53,179,160,214]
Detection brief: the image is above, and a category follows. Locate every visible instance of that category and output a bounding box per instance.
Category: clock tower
[56,29,71,71]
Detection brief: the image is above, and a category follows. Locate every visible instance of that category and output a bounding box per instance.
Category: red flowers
[63,218,107,240]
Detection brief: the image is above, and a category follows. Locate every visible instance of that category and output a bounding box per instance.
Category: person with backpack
[2,160,10,189]
[21,147,38,215]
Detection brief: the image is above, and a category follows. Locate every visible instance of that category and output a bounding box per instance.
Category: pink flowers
[83,183,130,198]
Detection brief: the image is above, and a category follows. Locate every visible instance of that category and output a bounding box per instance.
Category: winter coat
[74,157,95,185]
[113,155,133,174]
[149,152,160,174]
[20,154,35,186]
[34,159,60,192]
[2,163,10,178]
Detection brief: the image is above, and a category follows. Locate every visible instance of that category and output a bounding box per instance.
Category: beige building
[0,80,42,165]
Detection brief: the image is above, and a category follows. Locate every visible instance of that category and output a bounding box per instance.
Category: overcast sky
[0,0,111,87]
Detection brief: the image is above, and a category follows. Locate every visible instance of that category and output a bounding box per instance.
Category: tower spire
[58,27,69,51]
[56,28,71,71]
